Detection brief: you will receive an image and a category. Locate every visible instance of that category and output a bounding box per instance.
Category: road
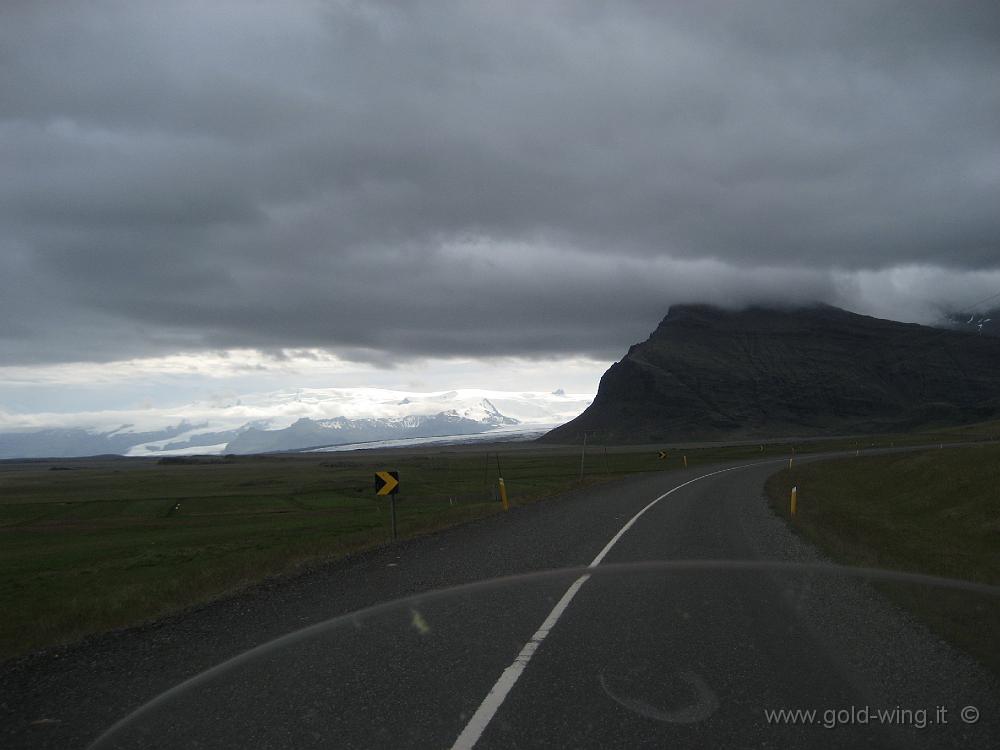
[4,455,998,749]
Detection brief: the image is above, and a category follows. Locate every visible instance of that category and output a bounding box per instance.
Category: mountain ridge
[541,304,1000,443]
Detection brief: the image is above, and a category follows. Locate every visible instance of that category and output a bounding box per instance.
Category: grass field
[765,444,1000,672]
[0,440,781,662]
[2,422,996,664]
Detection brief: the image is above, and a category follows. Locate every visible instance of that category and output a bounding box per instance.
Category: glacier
[0,388,592,459]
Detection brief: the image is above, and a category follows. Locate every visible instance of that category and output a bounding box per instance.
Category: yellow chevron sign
[374,470,399,496]
[658,450,668,460]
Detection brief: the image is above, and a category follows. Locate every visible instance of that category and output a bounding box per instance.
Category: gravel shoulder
[733,460,1000,748]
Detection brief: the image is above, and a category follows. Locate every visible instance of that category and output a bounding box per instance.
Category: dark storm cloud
[2,0,999,365]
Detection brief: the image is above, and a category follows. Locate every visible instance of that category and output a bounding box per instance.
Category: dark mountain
[541,304,1000,444]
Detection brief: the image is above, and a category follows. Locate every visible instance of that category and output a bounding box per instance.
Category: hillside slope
[542,305,1000,443]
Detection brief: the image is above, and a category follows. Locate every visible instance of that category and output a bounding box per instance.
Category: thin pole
[579,432,588,480]
[390,495,397,541]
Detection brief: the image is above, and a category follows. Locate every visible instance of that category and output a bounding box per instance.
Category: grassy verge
[765,445,1000,673]
[0,441,773,662]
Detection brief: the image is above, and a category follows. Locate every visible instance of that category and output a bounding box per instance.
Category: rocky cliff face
[542,305,1000,443]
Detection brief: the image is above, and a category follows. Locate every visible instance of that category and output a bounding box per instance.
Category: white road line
[449,461,768,750]
[450,573,590,750]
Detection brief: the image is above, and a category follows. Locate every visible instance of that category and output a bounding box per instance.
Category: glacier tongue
[0,387,593,459]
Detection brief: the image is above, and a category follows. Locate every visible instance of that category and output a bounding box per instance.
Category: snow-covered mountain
[0,388,592,458]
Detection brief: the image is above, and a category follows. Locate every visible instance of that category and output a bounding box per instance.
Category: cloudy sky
[2,1,999,418]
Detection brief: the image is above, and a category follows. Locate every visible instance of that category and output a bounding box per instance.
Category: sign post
[375,470,400,541]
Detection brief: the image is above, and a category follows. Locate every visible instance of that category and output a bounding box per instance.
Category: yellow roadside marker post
[790,486,798,516]
[788,457,794,469]
[498,477,509,511]
[683,455,688,469]
[495,454,509,511]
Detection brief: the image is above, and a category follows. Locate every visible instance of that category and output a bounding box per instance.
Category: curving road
[4,454,999,749]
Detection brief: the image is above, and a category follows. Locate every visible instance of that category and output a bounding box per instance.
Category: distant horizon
[0,385,595,429]
[0,385,594,459]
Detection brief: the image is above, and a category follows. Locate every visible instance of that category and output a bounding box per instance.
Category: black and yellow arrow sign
[374,470,400,496]
[658,450,668,460]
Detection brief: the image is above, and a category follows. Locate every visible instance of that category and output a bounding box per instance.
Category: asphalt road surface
[4,455,998,749]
